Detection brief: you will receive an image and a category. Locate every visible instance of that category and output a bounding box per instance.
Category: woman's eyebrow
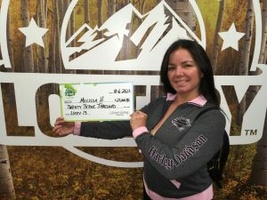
[181,60,195,65]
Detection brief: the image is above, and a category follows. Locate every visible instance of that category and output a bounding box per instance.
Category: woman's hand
[130,111,147,131]
[52,117,75,136]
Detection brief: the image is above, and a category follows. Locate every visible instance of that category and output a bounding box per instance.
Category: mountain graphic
[62,1,201,71]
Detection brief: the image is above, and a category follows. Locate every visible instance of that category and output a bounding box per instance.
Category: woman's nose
[175,66,183,76]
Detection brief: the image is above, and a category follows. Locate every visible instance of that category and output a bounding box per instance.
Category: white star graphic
[218,23,245,51]
[19,18,48,47]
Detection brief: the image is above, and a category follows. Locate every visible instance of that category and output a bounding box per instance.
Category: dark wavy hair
[160,39,219,106]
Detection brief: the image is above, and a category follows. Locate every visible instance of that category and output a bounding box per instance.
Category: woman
[53,39,226,199]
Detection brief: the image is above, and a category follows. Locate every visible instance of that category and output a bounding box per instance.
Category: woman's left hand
[130,111,147,131]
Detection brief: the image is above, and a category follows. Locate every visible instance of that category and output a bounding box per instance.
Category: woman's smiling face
[167,48,203,99]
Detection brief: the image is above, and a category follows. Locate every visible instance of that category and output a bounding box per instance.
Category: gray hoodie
[80,96,226,198]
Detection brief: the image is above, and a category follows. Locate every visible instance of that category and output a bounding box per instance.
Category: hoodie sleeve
[79,97,167,139]
[80,120,132,139]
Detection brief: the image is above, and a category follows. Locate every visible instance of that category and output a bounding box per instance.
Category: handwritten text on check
[60,82,134,121]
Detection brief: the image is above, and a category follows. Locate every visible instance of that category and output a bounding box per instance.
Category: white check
[59,82,134,121]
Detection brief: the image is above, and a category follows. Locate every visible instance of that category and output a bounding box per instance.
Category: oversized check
[59,82,134,121]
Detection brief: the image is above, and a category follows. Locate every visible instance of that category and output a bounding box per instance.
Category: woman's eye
[183,63,194,68]
[168,65,175,71]
[184,64,192,68]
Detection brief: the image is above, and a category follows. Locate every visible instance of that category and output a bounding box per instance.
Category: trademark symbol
[245,129,258,136]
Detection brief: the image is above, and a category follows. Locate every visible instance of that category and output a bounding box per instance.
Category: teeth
[173,79,186,83]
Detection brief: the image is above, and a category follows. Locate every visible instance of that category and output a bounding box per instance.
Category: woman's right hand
[52,117,75,136]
